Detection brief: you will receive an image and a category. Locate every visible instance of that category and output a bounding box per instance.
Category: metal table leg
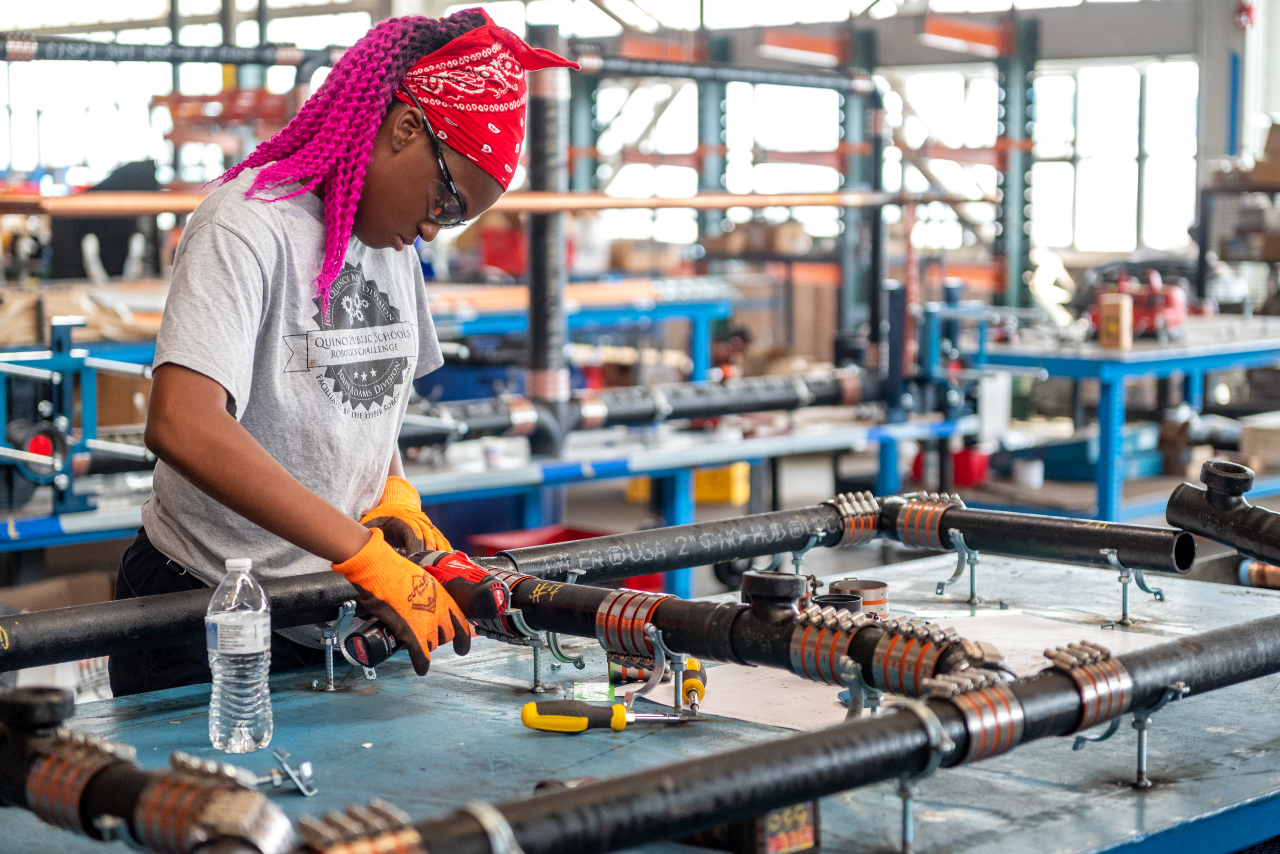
[1096,378,1125,522]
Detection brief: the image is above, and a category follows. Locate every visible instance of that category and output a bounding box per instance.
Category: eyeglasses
[399,87,468,229]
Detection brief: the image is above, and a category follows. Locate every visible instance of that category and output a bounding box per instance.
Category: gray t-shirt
[142,168,443,588]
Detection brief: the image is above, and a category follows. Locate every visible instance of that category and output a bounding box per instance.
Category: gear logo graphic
[285,262,417,418]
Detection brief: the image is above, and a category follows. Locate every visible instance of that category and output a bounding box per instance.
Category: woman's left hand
[361,476,452,554]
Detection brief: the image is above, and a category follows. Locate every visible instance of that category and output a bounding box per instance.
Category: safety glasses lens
[428,179,465,228]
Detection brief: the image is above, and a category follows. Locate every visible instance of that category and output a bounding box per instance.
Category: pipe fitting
[1167,460,1280,566]
[740,570,807,624]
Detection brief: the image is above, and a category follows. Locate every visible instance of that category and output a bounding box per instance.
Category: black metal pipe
[0,571,357,673]
[877,496,1195,574]
[408,611,1280,854]
[882,281,906,417]
[0,36,331,67]
[0,495,1195,670]
[526,26,572,456]
[575,54,870,95]
[1166,460,1280,566]
[409,370,879,447]
[489,504,844,583]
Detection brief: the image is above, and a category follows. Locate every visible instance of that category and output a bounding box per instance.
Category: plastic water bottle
[206,558,272,753]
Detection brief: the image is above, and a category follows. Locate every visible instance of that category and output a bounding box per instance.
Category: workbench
[5,552,1279,854]
[981,316,1280,521]
[2,416,981,599]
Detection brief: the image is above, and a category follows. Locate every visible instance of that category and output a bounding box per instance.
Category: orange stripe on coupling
[923,503,943,548]
[799,626,817,681]
[991,688,1018,755]
[970,689,999,759]
[826,629,844,684]
[882,634,903,693]
[1077,666,1102,729]
[895,637,918,695]
[912,641,934,696]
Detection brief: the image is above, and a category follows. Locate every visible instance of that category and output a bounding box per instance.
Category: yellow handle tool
[521,700,692,734]
[682,658,708,712]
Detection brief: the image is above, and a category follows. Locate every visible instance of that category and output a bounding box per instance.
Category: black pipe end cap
[0,686,74,730]
[741,570,808,601]
[1201,459,1254,497]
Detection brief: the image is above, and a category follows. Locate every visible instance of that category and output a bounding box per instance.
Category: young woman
[108,9,576,695]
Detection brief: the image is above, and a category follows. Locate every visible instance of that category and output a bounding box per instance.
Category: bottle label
[206,613,270,654]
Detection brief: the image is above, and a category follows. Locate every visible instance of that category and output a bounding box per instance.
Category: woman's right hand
[332,528,471,675]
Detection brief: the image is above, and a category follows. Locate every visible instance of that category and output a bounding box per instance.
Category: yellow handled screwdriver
[607,657,710,714]
[521,700,699,733]
[681,658,708,715]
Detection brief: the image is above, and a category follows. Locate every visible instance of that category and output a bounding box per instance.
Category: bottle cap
[225,558,253,572]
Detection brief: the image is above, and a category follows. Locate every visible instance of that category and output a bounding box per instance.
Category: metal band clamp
[896,700,955,780]
[896,493,963,551]
[823,491,879,547]
[595,589,673,657]
[1044,642,1134,733]
[463,801,528,854]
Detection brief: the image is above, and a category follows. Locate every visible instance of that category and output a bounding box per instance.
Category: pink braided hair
[218,11,487,312]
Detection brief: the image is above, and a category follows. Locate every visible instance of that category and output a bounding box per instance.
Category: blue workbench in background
[982,317,1280,521]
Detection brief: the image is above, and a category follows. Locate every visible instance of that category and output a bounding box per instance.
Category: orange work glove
[332,528,471,675]
[361,476,452,554]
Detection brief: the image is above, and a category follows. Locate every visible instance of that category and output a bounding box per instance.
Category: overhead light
[868,0,901,19]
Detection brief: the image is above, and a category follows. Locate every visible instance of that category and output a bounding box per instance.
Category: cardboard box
[1097,293,1133,350]
[98,373,151,427]
[1239,411,1280,468]
[1265,123,1280,157]
[0,570,114,611]
[769,221,813,256]
[609,240,684,273]
[1248,158,1280,186]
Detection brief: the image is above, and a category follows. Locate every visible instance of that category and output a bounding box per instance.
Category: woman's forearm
[145,364,371,564]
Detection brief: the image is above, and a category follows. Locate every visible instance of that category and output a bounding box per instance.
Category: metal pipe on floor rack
[0,497,1192,672]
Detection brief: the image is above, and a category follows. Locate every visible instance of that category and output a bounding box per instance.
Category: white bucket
[1013,458,1045,490]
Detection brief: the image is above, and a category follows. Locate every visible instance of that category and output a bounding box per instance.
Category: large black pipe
[526,27,573,456]
[487,504,843,582]
[0,498,1191,671]
[1166,460,1280,566]
[878,495,1195,574]
[408,611,1280,854]
[0,572,356,673]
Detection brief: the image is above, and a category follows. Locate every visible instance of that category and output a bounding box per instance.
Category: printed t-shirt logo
[283,262,416,418]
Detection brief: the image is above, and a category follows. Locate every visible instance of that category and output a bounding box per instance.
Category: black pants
[107,528,326,697]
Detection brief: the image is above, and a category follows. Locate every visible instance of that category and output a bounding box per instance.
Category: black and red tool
[343,550,510,669]
[408,550,511,619]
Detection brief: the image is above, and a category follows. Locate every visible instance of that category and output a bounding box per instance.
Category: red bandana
[394,10,578,190]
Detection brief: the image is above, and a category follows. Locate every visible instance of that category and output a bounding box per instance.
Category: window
[1028,60,1198,252]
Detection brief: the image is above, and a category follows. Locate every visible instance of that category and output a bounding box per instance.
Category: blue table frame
[982,318,1280,520]
[432,297,734,381]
